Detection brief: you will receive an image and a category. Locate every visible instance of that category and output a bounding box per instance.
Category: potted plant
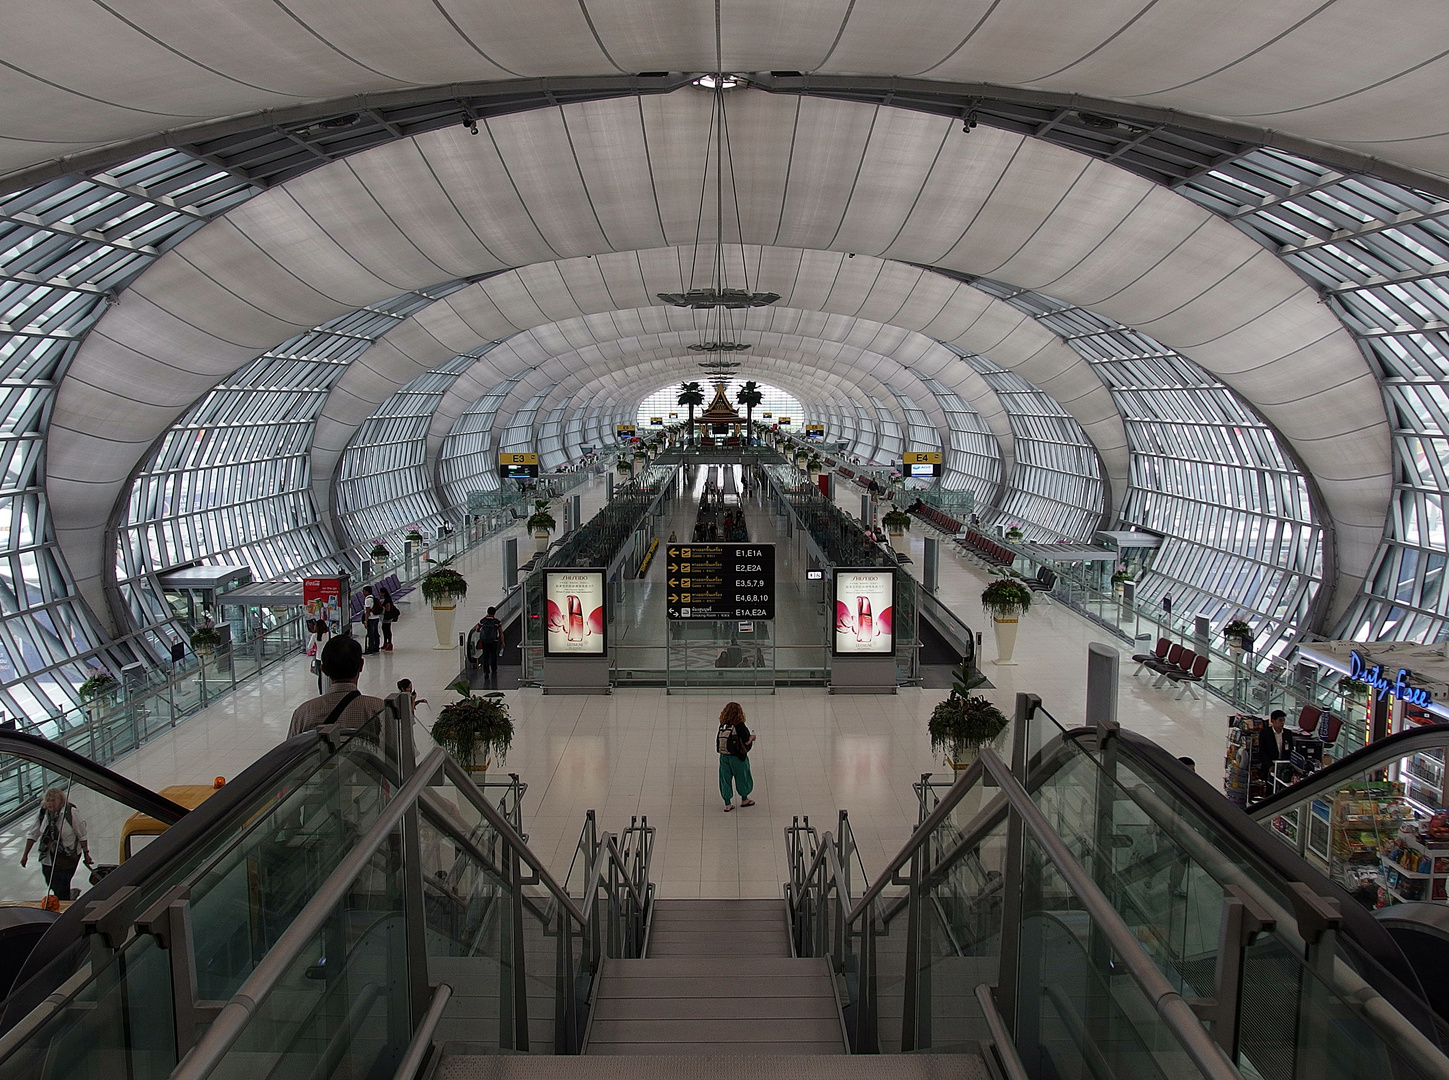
[431,680,514,773]
[1222,619,1252,652]
[1337,674,1370,702]
[422,567,468,649]
[78,673,119,717]
[1004,525,1024,542]
[981,578,1033,666]
[929,664,1007,769]
[1110,569,1133,595]
[616,457,634,478]
[527,499,557,553]
[371,542,390,574]
[882,506,913,549]
[189,627,222,657]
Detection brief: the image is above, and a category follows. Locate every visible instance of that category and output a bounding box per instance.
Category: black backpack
[480,617,501,644]
[36,804,78,862]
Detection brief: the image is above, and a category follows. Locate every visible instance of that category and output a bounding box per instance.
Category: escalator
[786,703,1449,1079]
[1246,723,1449,1019]
[2,692,1447,1080]
[0,697,654,1080]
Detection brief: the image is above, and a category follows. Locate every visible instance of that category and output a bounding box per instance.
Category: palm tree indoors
[735,380,762,443]
[677,381,705,447]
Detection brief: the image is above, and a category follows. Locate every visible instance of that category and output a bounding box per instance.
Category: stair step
[437,1052,990,1078]
[609,956,825,977]
[646,899,789,959]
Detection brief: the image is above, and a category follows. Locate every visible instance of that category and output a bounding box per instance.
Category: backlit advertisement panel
[544,569,607,656]
[833,568,895,655]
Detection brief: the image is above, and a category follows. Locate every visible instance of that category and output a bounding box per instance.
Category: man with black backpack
[477,606,503,680]
[21,788,93,901]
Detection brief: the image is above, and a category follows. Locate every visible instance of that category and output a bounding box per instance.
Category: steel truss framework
[969,277,1324,658]
[0,83,1442,719]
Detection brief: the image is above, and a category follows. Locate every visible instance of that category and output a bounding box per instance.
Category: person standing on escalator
[21,788,92,901]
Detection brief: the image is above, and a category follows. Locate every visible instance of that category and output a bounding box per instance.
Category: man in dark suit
[1258,710,1290,785]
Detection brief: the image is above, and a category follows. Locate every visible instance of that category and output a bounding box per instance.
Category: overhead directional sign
[666,544,776,620]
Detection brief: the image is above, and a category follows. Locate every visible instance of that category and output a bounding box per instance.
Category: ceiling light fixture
[688,342,752,352]
[693,73,742,90]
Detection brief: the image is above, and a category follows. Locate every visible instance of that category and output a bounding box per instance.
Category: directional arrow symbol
[668,578,678,587]
[669,594,678,603]
[668,564,678,572]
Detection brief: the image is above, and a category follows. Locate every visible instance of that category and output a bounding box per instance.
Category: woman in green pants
[717,702,757,811]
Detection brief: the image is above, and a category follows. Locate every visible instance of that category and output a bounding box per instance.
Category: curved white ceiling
[6,2,1449,183]
[47,89,1384,619]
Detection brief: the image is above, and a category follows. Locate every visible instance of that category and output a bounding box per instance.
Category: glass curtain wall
[969,278,1324,658]
[1175,148,1449,644]
[912,375,1003,507]
[537,397,575,468]
[115,282,470,643]
[867,394,906,462]
[633,379,804,430]
[334,352,482,551]
[437,375,525,508]
[0,150,256,720]
[886,386,941,458]
[948,348,1105,540]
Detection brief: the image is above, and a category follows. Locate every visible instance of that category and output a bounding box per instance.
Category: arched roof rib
[970,277,1326,656]
[1178,148,1449,642]
[8,5,1449,188]
[309,247,1109,548]
[46,92,1377,638]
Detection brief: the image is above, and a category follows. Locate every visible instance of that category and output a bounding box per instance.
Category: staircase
[436,899,989,1077]
[588,898,841,1055]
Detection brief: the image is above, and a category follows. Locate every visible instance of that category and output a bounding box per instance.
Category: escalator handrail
[973,747,1240,1080]
[1,729,325,1031]
[0,730,188,825]
[1249,721,1449,817]
[171,747,451,1080]
[841,751,992,925]
[174,748,638,1080]
[1097,726,1430,1004]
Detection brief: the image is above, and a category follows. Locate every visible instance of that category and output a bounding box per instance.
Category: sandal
[740,799,756,807]
[723,804,734,812]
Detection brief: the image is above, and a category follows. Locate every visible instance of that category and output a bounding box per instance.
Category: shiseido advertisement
[833,568,895,655]
[544,569,607,656]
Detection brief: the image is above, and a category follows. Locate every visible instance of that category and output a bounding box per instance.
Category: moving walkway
[0,698,1446,1079]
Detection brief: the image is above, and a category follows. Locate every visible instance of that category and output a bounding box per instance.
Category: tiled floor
[0,466,1234,902]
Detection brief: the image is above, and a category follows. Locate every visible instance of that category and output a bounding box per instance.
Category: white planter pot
[888,528,905,550]
[534,530,551,552]
[946,744,979,771]
[432,603,457,650]
[992,616,1020,666]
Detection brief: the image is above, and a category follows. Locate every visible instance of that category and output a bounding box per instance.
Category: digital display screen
[543,569,607,656]
[833,568,896,655]
[910,462,936,477]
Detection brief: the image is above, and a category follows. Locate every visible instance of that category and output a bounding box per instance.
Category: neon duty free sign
[1349,650,1433,708]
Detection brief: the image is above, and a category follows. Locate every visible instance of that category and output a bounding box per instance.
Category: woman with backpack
[21,788,92,901]
[380,588,400,651]
[477,607,503,680]
[716,702,756,812]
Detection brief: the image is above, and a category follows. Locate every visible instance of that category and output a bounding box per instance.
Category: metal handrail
[390,983,453,1080]
[171,747,450,1080]
[841,754,988,925]
[173,745,647,1080]
[975,984,1029,1080]
[974,748,1240,1080]
[1124,779,1449,1079]
[440,755,588,926]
